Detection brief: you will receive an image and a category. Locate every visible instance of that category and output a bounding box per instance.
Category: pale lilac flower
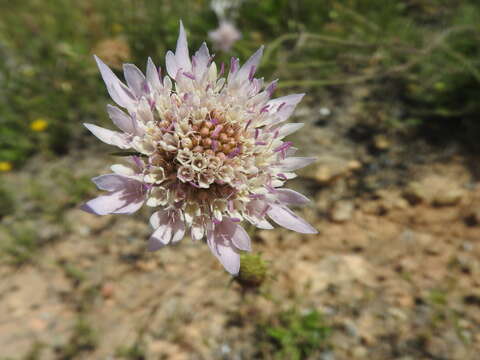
[208,21,242,52]
[82,22,317,275]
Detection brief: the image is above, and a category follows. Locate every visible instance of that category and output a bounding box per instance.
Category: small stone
[433,188,464,206]
[329,201,354,223]
[373,134,390,150]
[135,260,157,272]
[352,346,368,358]
[101,282,114,298]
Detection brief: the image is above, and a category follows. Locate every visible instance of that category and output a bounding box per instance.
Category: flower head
[82,22,317,275]
[208,21,242,52]
[30,118,49,132]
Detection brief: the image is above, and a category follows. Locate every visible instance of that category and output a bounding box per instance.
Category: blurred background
[1,0,480,359]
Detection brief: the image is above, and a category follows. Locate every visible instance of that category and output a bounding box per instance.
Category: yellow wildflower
[30,118,49,132]
[0,161,12,172]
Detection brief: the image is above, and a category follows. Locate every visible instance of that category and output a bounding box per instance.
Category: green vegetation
[56,317,98,359]
[1,0,480,168]
[257,308,331,360]
[0,222,39,266]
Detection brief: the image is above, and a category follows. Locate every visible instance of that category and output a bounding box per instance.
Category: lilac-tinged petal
[146,57,162,91]
[277,157,316,172]
[220,218,252,251]
[274,188,310,205]
[254,219,274,229]
[267,205,317,234]
[175,21,192,72]
[111,164,136,176]
[171,213,186,243]
[276,123,304,138]
[106,105,136,134]
[267,93,305,123]
[113,196,144,214]
[148,211,173,250]
[165,51,179,79]
[81,189,143,216]
[91,174,133,192]
[94,55,136,109]
[83,123,130,149]
[236,46,264,83]
[207,228,240,275]
[123,63,146,98]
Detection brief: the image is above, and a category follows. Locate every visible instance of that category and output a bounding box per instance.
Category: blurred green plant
[0,223,39,266]
[1,0,479,168]
[257,308,331,360]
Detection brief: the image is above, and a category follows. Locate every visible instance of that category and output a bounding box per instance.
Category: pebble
[330,201,354,222]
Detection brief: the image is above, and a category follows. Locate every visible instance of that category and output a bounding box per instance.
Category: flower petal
[91,174,134,192]
[83,123,130,149]
[273,188,310,205]
[165,51,179,79]
[94,55,136,109]
[276,123,304,138]
[277,157,316,172]
[267,205,317,234]
[207,227,240,275]
[81,188,143,216]
[235,46,264,83]
[175,21,191,72]
[219,218,252,251]
[146,57,162,92]
[106,105,137,134]
[123,63,146,98]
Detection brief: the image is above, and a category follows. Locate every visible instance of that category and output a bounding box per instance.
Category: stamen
[255,141,267,146]
[211,125,223,138]
[248,65,256,82]
[183,72,195,80]
[274,141,292,153]
[218,62,225,77]
[277,173,287,180]
[230,217,241,222]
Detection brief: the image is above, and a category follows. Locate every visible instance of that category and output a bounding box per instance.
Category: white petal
[273,188,310,205]
[111,164,136,176]
[236,46,264,83]
[276,123,304,138]
[146,57,162,92]
[123,63,145,98]
[277,157,316,172]
[107,105,136,134]
[165,50,179,79]
[207,229,240,275]
[92,174,133,192]
[94,55,136,109]
[83,123,130,149]
[267,205,317,234]
[175,21,191,72]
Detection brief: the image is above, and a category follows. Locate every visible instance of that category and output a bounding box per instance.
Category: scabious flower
[82,22,317,275]
[208,20,242,52]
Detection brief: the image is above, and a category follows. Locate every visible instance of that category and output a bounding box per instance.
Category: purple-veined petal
[94,55,136,109]
[268,205,317,234]
[277,157,316,172]
[274,188,310,205]
[83,123,130,149]
[123,63,146,98]
[106,105,136,134]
